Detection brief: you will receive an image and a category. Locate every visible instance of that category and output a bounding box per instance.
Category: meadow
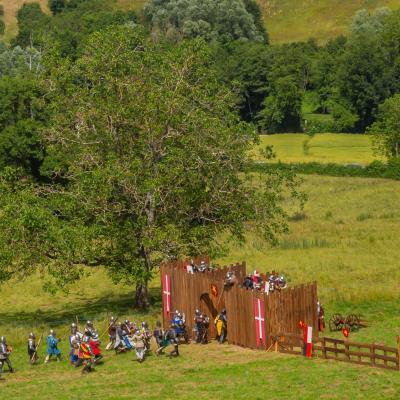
[1,131,400,396]
[251,133,380,165]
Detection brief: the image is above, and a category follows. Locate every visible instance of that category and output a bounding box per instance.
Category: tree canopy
[144,0,267,43]
[0,26,302,307]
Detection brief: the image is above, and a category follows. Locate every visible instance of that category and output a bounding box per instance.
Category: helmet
[0,336,6,344]
[49,329,55,336]
[177,312,182,318]
[124,319,130,325]
[86,320,93,327]
[195,308,200,315]
[29,332,36,339]
[142,321,148,328]
[71,323,77,333]
[110,316,116,323]
[221,309,226,314]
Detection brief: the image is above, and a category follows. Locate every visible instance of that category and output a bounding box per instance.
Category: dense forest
[0,0,399,305]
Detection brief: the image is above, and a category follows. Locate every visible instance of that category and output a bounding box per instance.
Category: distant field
[251,133,380,165]
[259,0,400,43]
[0,0,48,41]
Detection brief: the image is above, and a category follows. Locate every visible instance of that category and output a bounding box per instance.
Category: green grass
[260,0,400,43]
[219,174,400,307]
[1,173,400,395]
[252,133,381,165]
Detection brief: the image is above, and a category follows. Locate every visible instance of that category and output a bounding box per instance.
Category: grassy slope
[251,133,381,165]
[259,0,400,43]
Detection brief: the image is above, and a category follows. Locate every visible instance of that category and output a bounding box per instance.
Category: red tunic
[89,340,101,356]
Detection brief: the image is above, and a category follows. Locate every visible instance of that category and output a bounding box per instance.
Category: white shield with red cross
[253,297,265,347]
[162,274,171,323]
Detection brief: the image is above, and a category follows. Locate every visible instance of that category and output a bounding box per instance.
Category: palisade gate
[160,258,318,349]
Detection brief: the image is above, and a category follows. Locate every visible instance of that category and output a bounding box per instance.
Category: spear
[31,333,43,364]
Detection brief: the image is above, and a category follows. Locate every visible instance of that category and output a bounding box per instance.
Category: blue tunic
[47,335,61,356]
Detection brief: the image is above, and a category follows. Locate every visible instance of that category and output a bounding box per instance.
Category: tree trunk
[134,244,152,310]
[135,282,150,310]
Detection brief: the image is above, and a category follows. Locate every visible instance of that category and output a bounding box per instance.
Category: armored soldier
[84,320,94,336]
[27,332,38,364]
[172,311,188,343]
[153,321,164,349]
[194,309,204,343]
[45,329,61,363]
[106,316,117,351]
[156,326,179,358]
[202,313,210,344]
[69,323,82,365]
[141,321,151,352]
[78,334,94,373]
[89,329,103,363]
[114,322,126,354]
[132,328,145,362]
[121,321,134,350]
[0,336,14,378]
[214,310,227,344]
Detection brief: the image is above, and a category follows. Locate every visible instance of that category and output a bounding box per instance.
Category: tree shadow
[0,287,162,328]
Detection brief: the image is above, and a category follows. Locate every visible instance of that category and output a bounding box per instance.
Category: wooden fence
[273,333,400,371]
[160,258,319,349]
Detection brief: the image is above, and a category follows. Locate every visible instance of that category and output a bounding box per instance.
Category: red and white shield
[253,297,265,347]
[162,274,171,323]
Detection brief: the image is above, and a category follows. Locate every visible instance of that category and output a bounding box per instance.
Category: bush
[0,20,5,36]
[251,159,400,180]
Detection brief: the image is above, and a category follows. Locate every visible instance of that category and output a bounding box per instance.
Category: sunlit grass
[251,133,381,165]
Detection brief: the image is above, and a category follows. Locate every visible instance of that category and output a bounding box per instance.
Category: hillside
[1,0,400,43]
[259,0,400,42]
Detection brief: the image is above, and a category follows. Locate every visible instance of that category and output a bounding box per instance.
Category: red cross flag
[253,297,265,347]
[162,274,171,323]
[302,325,313,358]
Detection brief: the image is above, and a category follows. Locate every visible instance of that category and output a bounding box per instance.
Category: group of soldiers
[0,308,226,379]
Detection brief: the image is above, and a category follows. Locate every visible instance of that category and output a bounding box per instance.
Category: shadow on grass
[0,287,162,328]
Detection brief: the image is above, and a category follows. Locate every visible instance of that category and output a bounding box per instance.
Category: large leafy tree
[144,0,267,43]
[0,27,302,308]
[369,94,400,158]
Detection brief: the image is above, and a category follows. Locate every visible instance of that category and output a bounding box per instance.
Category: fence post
[371,344,375,367]
[322,337,326,359]
[344,339,350,361]
[397,336,400,371]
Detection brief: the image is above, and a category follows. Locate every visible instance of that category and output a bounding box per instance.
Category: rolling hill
[0,0,400,43]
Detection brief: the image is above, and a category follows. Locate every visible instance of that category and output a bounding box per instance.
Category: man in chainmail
[0,336,14,379]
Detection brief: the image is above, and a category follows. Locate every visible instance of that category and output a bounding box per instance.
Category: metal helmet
[110,316,116,323]
[49,329,55,336]
[29,332,36,339]
[142,321,148,328]
[0,336,6,344]
[195,308,200,315]
[221,309,226,314]
[177,312,182,318]
[86,320,93,327]
[124,319,130,325]
[71,323,77,333]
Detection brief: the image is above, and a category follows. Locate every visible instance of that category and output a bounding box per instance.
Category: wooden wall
[160,258,318,349]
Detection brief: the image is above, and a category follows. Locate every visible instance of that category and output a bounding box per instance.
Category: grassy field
[259,0,400,43]
[0,171,400,394]
[251,133,380,165]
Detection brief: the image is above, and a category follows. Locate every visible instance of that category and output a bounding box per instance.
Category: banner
[303,325,313,358]
[162,274,171,323]
[253,297,265,347]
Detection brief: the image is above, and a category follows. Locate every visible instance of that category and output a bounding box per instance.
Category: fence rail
[272,333,400,371]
